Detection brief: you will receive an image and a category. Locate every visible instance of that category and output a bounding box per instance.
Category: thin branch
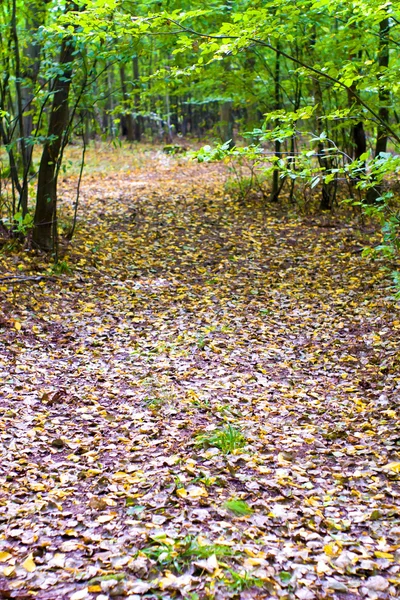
[0,275,58,283]
[67,129,86,240]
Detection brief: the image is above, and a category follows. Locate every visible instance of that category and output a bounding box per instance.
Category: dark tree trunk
[367,16,390,204]
[219,101,234,148]
[353,121,366,160]
[119,65,134,141]
[21,1,49,182]
[270,43,281,202]
[133,55,141,142]
[32,38,75,251]
[375,17,390,157]
[11,0,28,215]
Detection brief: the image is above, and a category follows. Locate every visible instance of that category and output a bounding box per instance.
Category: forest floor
[1,144,400,600]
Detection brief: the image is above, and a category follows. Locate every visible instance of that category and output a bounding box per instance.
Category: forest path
[1,146,399,599]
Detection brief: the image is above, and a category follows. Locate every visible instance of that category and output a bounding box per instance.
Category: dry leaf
[21,553,36,572]
[96,514,115,523]
[70,589,89,600]
[0,552,12,562]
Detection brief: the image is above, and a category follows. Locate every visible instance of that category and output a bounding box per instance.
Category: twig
[0,275,58,283]
[67,129,87,240]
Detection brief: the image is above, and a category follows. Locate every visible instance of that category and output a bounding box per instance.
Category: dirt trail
[1,148,399,599]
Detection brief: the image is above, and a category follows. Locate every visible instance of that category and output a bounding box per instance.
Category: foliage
[1,0,400,253]
[224,499,253,516]
[195,424,246,454]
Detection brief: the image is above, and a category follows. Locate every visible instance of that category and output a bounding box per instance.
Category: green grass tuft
[224,499,253,516]
[194,424,246,454]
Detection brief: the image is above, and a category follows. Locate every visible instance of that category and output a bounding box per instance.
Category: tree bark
[21,1,50,178]
[270,43,281,202]
[367,16,390,204]
[219,100,234,148]
[375,17,390,157]
[119,65,134,141]
[11,0,28,215]
[32,37,75,251]
[133,55,141,141]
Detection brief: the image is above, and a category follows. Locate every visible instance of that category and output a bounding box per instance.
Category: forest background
[0,0,399,272]
[1,1,400,599]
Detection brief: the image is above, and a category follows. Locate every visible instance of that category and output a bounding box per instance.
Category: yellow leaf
[324,542,341,557]
[187,485,208,498]
[382,462,400,474]
[244,557,266,567]
[3,566,15,576]
[374,551,394,559]
[159,571,178,589]
[0,552,12,562]
[277,452,292,465]
[88,585,102,593]
[30,483,45,491]
[196,535,209,546]
[84,469,102,477]
[113,471,129,480]
[176,487,187,498]
[22,554,36,572]
[96,514,115,523]
[14,321,21,331]
[65,529,78,537]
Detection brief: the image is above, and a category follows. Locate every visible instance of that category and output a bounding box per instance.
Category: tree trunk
[367,16,390,203]
[270,43,281,202]
[353,122,366,160]
[316,94,336,210]
[32,38,75,251]
[375,17,390,157]
[219,101,234,148]
[21,2,49,178]
[133,55,141,141]
[119,65,134,141]
[11,0,28,216]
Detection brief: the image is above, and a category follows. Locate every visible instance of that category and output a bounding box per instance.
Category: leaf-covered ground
[1,145,400,600]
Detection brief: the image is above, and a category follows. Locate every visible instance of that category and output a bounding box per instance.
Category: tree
[1,0,399,255]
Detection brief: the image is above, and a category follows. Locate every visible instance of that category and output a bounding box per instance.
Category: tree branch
[164,18,400,144]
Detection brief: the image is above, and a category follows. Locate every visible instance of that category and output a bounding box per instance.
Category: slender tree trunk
[11,0,28,216]
[219,101,234,147]
[21,2,49,180]
[375,17,390,156]
[32,38,75,251]
[289,52,301,204]
[133,55,141,141]
[352,122,366,160]
[367,16,390,204]
[119,65,134,141]
[270,43,281,202]
[106,65,115,137]
[315,82,335,210]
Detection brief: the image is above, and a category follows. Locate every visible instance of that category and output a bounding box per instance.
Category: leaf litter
[0,145,400,599]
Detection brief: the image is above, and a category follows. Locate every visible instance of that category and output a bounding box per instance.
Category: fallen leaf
[0,552,12,562]
[70,589,89,600]
[365,575,389,591]
[382,461,400,474]
[96,514,115,523]
[21,554,36,572]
